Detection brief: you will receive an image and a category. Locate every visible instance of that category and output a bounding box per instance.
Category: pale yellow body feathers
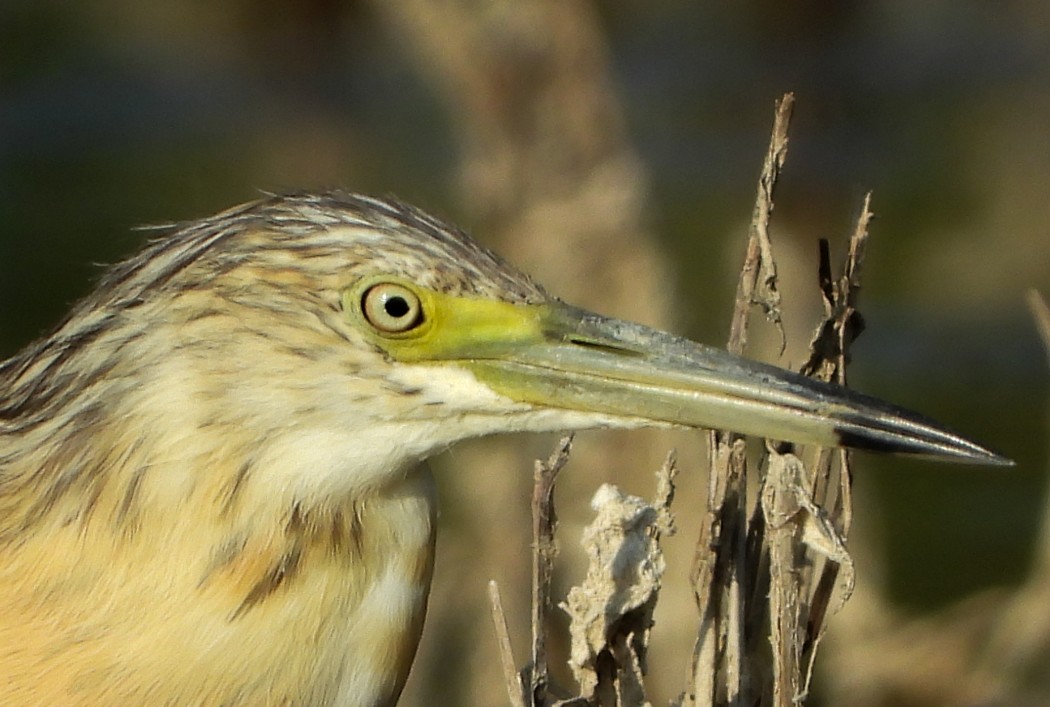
[0,470,435,705]
[0,300,438,705]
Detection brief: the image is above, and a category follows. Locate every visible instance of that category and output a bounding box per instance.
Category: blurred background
[2,1,1047,704]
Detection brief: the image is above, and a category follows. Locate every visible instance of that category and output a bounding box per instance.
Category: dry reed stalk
[492,93,879,706]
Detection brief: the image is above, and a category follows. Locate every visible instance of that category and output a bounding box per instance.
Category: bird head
[0,191,1007,519]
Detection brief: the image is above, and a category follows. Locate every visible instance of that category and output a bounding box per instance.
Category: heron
[0,191,1006,705]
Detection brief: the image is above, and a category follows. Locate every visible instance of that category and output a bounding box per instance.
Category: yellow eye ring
[361,282,424,333]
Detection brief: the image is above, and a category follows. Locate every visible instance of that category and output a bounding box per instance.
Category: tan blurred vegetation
[2,1,1048,705]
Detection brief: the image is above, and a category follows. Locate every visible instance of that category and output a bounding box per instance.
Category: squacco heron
[0,191,1006,705]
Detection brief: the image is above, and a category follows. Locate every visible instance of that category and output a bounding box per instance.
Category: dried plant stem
[1028,290,1050,362]
[498,93,874,707]
[489,580,528,707]
[688,92,794,707]
[687,92,869,707]
[727,92,792,355]
[530,435,574,706]
[761,198,871,706]
[796,195,873,678]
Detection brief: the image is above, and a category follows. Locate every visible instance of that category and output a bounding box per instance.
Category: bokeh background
[2,1,1048,704]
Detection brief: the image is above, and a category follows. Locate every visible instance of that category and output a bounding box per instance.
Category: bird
[0,191,1008,706]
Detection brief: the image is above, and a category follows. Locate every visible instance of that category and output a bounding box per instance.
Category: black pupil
[384,295,411,318]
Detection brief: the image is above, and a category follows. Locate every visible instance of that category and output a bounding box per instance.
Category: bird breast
[0,466,437,707]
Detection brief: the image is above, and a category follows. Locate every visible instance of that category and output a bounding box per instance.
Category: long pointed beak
[457,302,1010,466]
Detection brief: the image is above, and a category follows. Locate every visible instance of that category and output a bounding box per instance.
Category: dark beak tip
[833,427,1014,468]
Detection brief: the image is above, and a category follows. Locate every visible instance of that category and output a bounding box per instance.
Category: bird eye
[361,283,424,333]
